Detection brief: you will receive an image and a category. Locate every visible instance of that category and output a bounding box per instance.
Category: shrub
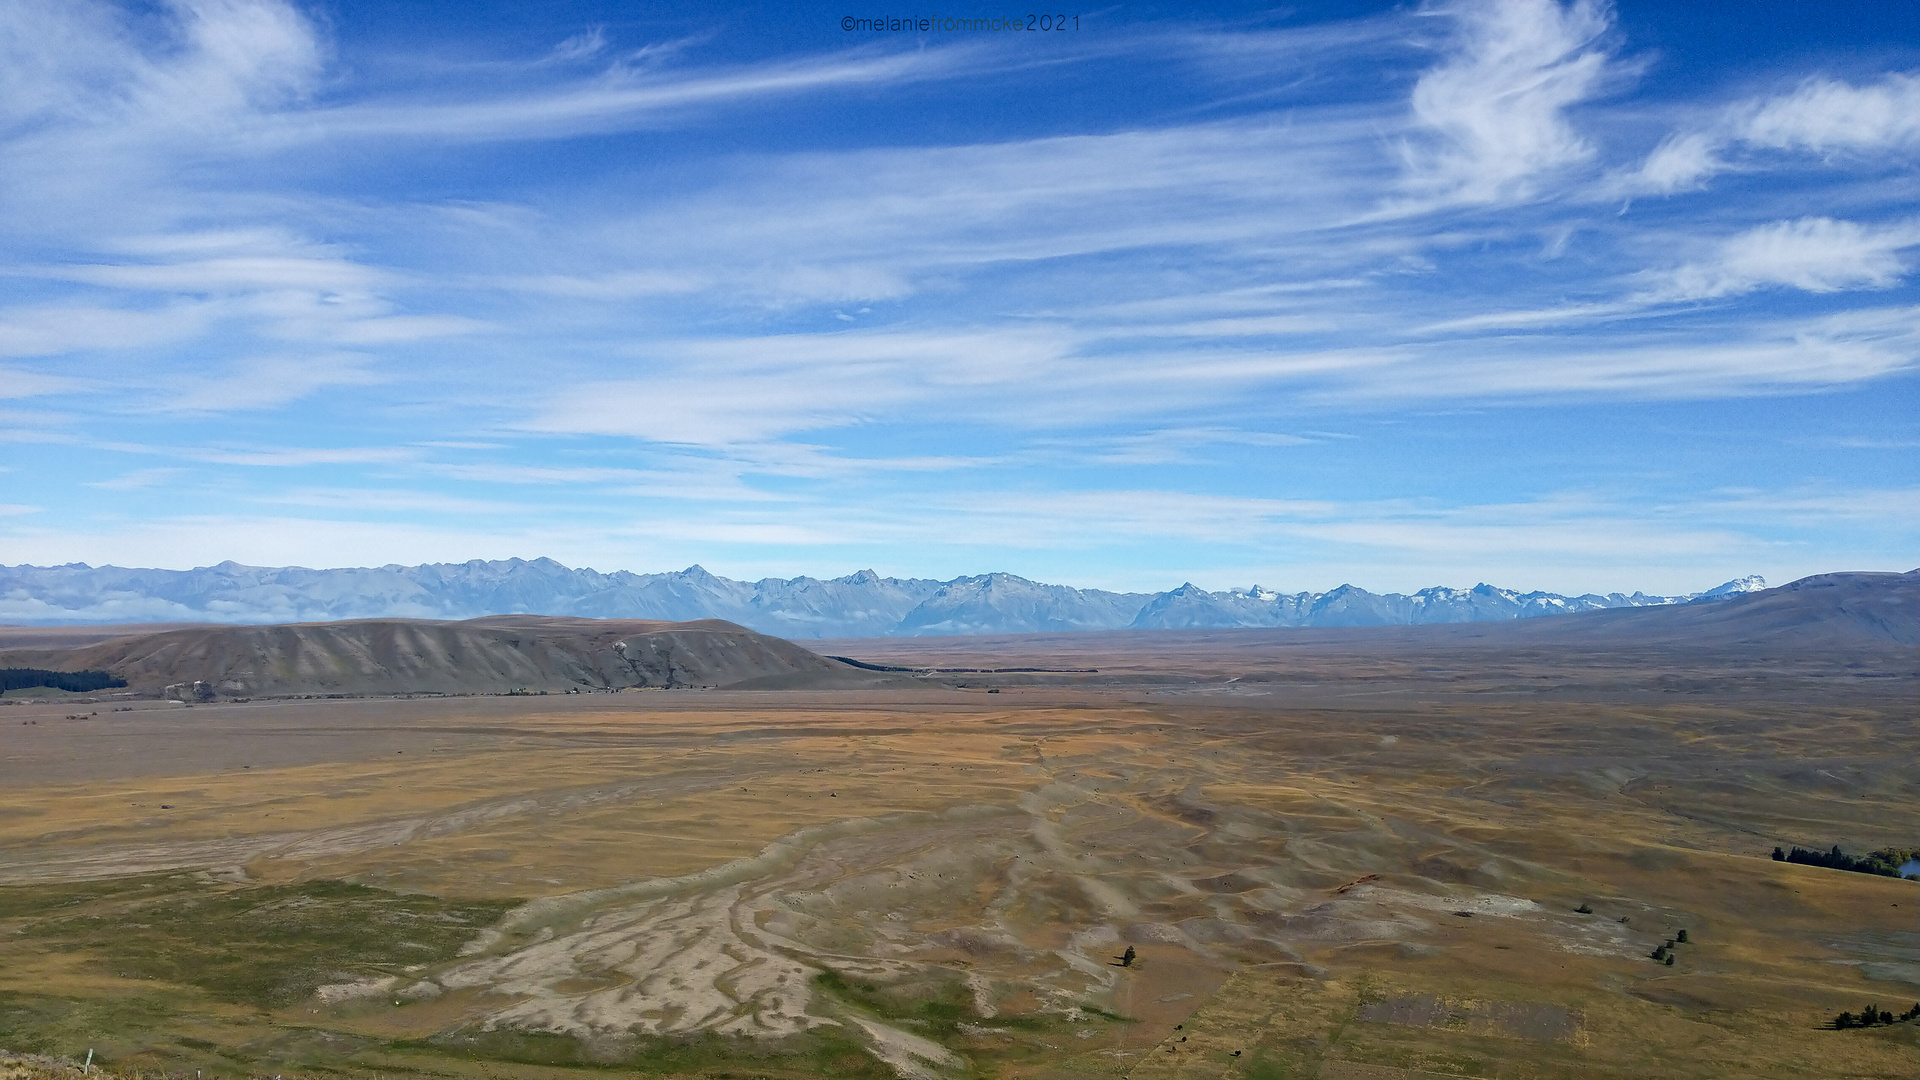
[1777,844,1914,878]
[0,668,126,693]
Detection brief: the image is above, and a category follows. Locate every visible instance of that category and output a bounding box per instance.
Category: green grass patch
[0,989,180,1056]
[1242,1051,1299,1080]
[811,968,981,1036]
[15,877,518,1009]
[0,874,190,921]
[416,1026,896,1079]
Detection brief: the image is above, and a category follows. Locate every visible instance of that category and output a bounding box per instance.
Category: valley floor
[0,647,1914,1079]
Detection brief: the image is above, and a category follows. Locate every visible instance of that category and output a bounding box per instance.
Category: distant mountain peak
[0,559,1770,639]
[1699,574,1767,598]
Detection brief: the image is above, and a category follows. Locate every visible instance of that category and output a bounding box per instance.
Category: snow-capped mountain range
[0,559,1768,638]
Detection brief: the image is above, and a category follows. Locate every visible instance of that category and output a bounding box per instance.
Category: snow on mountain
[0,560,1763,637]
[893,572,1151,636]
[1696,574,1768,598]
[745,569,944,638]
[1125,577,1764,630]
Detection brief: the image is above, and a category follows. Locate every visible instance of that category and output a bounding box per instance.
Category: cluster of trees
[1833,1002,1920,1029]
[1649,928,1689,965]
[0,668,127,693]
[1773,844,1917,878]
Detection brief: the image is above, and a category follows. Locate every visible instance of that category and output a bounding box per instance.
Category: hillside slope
[1500,569,1919,647]
[0,616,876,697]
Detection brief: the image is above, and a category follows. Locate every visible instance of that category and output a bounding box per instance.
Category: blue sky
[1,0,1916,595]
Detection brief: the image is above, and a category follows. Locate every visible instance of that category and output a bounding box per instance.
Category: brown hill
[0,616,886,698]
[1512,569,1918,646]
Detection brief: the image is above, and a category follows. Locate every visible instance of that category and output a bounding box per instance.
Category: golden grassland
[0,678,1914,1079]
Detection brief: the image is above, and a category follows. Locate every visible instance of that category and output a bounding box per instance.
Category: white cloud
[527,328,1077,445]
[1621,73,1920,194]
[257,487,538,515]
[0,0,320,150]
[0,302,211,357]
[297,49,974,145]
[423,461,783,501]
[1699,487,1920,524]
[0,1,1913,596]
[0,515,550,571]
[322,314,485,344]
[165,444,420,467]
[53,255,385,294]
[147,353,386,413]
[501,270,707,299]
[86,467,187,491]
[1401,0,1613,204]
[1654,218,1918,300]
[1737,73,1920,153]
[1038,427,1318,466]
[1417,302,1635,333]
[549,28,607,64]
[0,365,85,397]
[1626,131,1721,194]
[1372,305,1920,401]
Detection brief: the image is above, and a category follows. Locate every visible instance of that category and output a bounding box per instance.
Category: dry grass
[0,661,1914,1078]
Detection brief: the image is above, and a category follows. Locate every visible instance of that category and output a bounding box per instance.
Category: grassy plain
[0,632,1914,1079]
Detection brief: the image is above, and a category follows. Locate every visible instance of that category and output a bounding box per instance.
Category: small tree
[1675,928,1689,943]
[1651,945,1668,961]
[1664,953,1674,966]
[1835,1011,1854,1029]
[1772,846,1787,861]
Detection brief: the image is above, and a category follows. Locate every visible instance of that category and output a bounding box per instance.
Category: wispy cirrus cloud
[0,302,211,358]
[0,0,1912,593]
[289,49,982,145]
[1737,72,1920,153]
[144,353,387,414]
[84,442,424,468]
[1396,0,1617,205]
[1645,217,1920,301]
[1620,72,1920,195]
